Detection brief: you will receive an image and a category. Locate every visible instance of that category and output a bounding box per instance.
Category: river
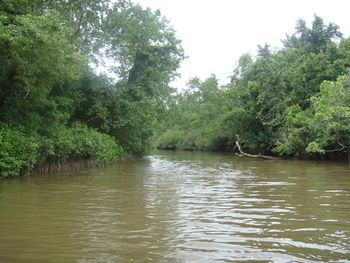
[0,150,349,262]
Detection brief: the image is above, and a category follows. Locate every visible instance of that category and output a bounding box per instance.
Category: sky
[133,0,350,89]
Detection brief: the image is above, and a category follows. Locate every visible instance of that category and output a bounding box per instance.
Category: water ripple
[0,151,349,262]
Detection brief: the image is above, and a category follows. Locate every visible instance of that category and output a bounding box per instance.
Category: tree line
[1,4,349,179]
[154,15,350,160]
[0,0,185,178]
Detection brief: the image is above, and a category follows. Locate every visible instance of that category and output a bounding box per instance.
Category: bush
[36,127,74,162]
[177,130,199,150]
[70,123,123,162]
[155,129,184,150]
[37,123,123,163]
[0,122,123,178]
[0,124,38,178]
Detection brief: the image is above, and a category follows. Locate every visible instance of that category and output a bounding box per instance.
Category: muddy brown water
[0,150,349,262]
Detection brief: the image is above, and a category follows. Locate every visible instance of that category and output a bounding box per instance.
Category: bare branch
[234,135,281,160]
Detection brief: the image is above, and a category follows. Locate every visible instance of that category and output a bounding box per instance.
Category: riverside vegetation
[0,0,184,178]
[154,16,350,161]
[1,2,349,179]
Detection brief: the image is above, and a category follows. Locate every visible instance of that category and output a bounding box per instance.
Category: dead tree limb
[324,141,347,153]
[234,135,281,160]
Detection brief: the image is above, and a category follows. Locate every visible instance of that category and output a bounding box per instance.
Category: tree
[0,12,83,132]
[98,2,185,153]
[275,75,350,158]
[283,15,342,51]
[104,3,184,97]
[155,15,350,158]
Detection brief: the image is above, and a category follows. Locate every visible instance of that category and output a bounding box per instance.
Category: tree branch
[324,141,347,152]
[234,135,281,160]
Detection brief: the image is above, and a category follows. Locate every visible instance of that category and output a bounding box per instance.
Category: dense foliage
[155,16,350,160]
[2,6,349,178]
[0,124,37,178]
[0,0,184,178]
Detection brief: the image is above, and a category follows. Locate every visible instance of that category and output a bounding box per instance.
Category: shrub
[177,131,199,150]
[0,122,123,178]
[0,124,38,178]
[37,123,123,163]
[70,123,123,162]
[155,129,184,150]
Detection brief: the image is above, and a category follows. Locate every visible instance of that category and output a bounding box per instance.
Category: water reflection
[0,150,349,262]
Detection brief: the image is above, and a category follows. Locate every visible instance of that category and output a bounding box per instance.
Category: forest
[154,16,350,161]
[0,0,184,178]
[1,0,350,179]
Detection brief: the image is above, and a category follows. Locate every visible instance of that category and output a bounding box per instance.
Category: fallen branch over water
[234,135,281,160]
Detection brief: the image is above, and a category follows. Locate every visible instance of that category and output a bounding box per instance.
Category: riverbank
[26,154,135,176]
[155,147,350,162]
[2,156,132,179]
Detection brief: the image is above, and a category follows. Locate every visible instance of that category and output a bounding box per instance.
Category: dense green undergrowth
[0,124,37,178]
[0,123,122,178]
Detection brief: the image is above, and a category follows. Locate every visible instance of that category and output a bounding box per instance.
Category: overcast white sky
[134,0,350,89]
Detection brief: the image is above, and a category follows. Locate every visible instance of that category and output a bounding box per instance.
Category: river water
[0,150,349,262]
